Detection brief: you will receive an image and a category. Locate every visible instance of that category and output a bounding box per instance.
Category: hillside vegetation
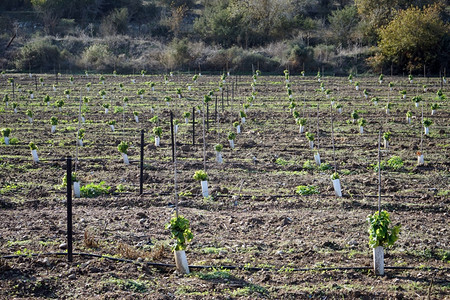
[0,0,449,74]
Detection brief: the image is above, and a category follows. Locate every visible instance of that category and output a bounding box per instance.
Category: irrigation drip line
[1,252,448,273]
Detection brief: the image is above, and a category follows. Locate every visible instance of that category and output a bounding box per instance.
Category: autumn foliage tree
[373,4,449,72]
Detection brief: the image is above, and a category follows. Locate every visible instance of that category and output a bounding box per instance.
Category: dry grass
[83,230,99,249]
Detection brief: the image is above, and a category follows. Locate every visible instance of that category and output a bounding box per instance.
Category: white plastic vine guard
[78,139,83,147]
[135,115,139,123]
[174,250,190,274]
[417,154,424,165]
[73,182,81,198]
[314,152,321,165]
[110,125,115,132]
[155,136,160,147]
[229,140,234,149]
[122,153,129,165]
[241,117,246,124]
[332,178,342,197]
[216,152,223,164]
[359,126,364,134]
[51,125,56,133]
[31,150,39,162]
[201,180,209,197]
[236,125,241,134]
[175,125,178,134]
[4,137,10,145]
[373,246,384,275]
[424,127,429,135]
[309,141,314,149]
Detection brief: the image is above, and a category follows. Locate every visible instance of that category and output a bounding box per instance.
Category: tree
[377,4,449,72]
[328,5,360,48]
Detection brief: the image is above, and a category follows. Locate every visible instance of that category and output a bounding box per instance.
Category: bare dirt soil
[0,73,449,299]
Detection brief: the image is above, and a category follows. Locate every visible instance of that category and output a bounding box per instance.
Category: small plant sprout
[385,102,393,114]
[150,82,156,91]
[325,89,332,98]
[233,121,241,133]
[399,90,406,99]
[297,118,306,133]
[412,96,422,107]
[193,170,209,197]
[423,84,427,92]
[118,141,129,164]
[107,120,116,131]
[305,132,314,149]
[256,70,261,76]
[422,118,432,135]
[320,82,325,91]
[430,103,439,115]
[133,111,139,123]
[64,89,70,99]
[99,90,106,100]
[12,102,18,113]
[221,73,227,83]
[436,89,444,100]
[330,97,336,106]
[8,78,14,86]
[192,74,198,83]
[50,116,58,133]
[174,119,180,134]
[113,70,117,76]
[153,126,162,146]
[348,74,353,83]
[240,111,246,123]
[137,89,145,99]
[219,82,223,91]
[26,109,33,123]
[406,111,412,124]
[102,103,110,114]
[363,89,369,98]
[371,97,379,105]
[164,96,171,106]
[70,76,74,84]
[335,103,343,113]
[383,131,391,148]
[84,82,91,92]
[354,81,360,90]
[388,82,394,91]
[164,74,169,84]
[379,74,384,84]
[176,88,182,98]
[29,142,38,162]
[39,77,44,85]
[122,97,129,107]
[316,71,321,82]
[243,103,250,112]
[228,132,236,149]
[1,128,11,145]
[183,112,190,124]
[358,118,367,134]
[293,110,300,121]
[351,110,359,123]
[367,210,400,275]
[330,172,342,197]
[408,74,413,83]
[141,69,146,77]
[3,94,9,107]
[119,82,124,91]
[55,99,64,112]
[203,95,211,104]
[165,214,193,273]
[53,84,57,91]
[149,115,159,124]
[99,75,105,84]
[29,90,34,99]
[301,70,305,76]
[83,96,90,106]
[215,144,224,163]
[288,101,296,111]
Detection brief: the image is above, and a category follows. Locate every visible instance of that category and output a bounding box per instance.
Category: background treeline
[0,0,449,75]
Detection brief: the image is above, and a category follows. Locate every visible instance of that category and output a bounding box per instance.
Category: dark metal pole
[192,107,195,146]
[215,95,218,124]
[206,102,209,131]
[66,156,73,262]
[170,111,175,162]
[139,130,144,195]
[34,75,37,91]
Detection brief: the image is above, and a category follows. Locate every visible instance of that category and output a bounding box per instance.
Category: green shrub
[80,182,111,198]
[15,38,61,72]
[296,185,319,195]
